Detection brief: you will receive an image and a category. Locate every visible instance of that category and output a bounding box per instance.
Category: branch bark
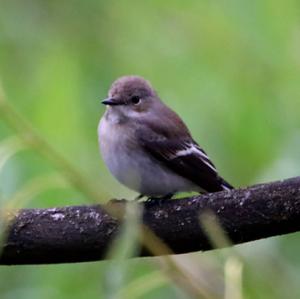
[1,176,300,265]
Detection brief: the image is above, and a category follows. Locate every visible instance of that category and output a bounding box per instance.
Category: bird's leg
[161,193,175,200]
[146,193,175,201]
[134,194,145,201]
[145,193,175,206]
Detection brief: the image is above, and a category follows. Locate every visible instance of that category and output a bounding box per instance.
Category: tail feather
[219,178,234,191]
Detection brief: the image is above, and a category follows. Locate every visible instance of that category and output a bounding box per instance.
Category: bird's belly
[100,139,194,195]
[135,157,197,196]
[98,119,197,196]
[110,152,196,195]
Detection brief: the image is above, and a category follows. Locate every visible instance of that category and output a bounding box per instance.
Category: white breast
[98,114,198,196]
[98,115,142,191]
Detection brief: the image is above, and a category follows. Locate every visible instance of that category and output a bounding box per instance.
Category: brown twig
[1,176,300,265]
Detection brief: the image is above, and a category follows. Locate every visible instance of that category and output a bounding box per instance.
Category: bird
[98,76,233,200]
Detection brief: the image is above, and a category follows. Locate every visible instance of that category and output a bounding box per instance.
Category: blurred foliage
[0,0,300,298]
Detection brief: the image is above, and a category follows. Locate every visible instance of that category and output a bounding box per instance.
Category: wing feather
[137,128,232,192]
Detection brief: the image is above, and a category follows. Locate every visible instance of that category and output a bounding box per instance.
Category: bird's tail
[219,178,234,191]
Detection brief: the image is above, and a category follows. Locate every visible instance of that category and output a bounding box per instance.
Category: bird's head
[102,76,160,121]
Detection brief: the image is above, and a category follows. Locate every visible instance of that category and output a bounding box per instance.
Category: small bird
[98,76,233,199]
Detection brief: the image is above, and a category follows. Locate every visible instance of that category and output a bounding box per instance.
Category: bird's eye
[130,96,140,105]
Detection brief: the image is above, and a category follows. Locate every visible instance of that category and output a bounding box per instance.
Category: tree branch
[1,176,300,265]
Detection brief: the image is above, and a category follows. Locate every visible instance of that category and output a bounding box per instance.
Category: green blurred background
[0,0,300,298]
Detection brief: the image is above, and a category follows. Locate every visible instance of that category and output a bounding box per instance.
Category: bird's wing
[137,128,232,193]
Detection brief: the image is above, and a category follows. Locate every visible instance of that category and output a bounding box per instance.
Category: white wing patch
[170,143,217,172]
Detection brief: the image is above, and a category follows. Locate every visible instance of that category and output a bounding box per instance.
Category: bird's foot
[144,193,175,207]
[161,193,175,200]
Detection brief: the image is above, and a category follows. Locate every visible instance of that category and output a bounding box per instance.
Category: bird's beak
[101,98,123,106]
